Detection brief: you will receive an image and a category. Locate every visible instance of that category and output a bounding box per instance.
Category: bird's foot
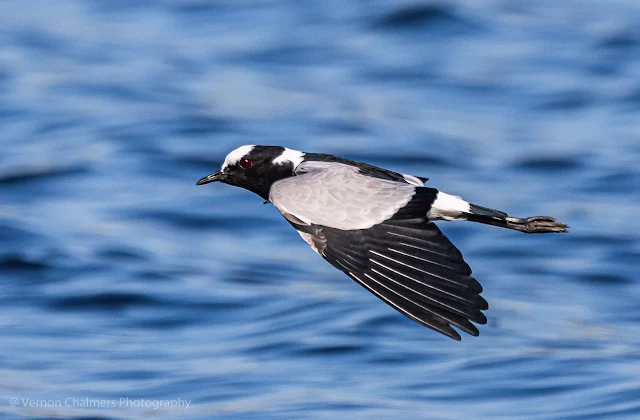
[505,216,568,234]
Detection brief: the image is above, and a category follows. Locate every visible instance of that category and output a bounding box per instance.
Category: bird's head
[196,145,305,200]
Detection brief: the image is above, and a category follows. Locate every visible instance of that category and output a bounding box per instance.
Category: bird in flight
[197,145,567,340]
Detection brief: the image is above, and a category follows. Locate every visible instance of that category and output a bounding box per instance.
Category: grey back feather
[269,161,417,230]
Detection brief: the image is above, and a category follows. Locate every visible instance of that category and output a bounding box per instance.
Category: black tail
[466,204,568,234]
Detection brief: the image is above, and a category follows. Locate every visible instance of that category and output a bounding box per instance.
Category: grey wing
[293,217,488,340]
[269,161,419,230]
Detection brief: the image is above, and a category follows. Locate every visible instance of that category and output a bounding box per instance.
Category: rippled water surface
[1,1,640,419]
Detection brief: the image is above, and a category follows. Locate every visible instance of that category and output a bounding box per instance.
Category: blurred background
[1,0,639,419]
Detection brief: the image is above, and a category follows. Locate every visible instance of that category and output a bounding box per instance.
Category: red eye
[239,158,253,169]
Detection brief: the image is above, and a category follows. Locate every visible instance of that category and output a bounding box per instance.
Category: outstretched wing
[294,218,488,340]
[271,159,487,339]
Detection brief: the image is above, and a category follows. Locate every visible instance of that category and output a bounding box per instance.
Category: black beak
[196,170,225,186]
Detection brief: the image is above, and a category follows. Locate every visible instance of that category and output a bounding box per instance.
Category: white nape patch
[402,174,424,187]
[427,191,471,221]
[272,147,305,169]
[221,145,255,170]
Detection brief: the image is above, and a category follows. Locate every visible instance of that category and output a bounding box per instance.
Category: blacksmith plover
[197,145,567,340]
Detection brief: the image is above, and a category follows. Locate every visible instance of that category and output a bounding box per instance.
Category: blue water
[1,1,639,419]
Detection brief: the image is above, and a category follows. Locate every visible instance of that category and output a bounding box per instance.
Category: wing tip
[449,331,463,341]
[444,320,480,341]
[415,318,463,341]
